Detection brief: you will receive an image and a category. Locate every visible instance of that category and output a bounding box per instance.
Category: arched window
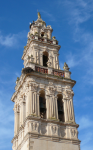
[43,51,48,67]
[41,32,44,37]
[57,94,64,122]
[39,90,46,119]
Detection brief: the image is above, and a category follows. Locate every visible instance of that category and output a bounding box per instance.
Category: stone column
[26,82,39,117]
[63,98,68,122]
[69,98,75,122]
[26,84,29,117]
[63,90,75,123]
[40,53,43,66]
[21,96,26,125]
[46,95,50,119]
[14,105,20,135]
[47,94,58,120]
[37,92,40,117]
[55,96,58,120]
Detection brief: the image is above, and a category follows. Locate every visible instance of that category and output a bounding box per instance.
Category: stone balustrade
[35,66,48,74]
[35,66,65,78]
[53,70,65,77]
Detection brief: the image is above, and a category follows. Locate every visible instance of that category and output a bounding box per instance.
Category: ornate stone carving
[48,86,56,95]
[60,128,66,138]
[49,82,53,86]
[63,90,73,99]
[29,82,38,91]
[41,124,47,134]
[31,122,38,131]
[71,129,77,137]
[52,126,57,135]
[63,62,69,71]
[39,84,45,89]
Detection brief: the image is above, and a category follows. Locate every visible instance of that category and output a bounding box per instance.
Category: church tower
[11,13,80,150]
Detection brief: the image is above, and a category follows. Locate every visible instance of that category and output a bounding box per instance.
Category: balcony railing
[53,70,65,77]
[35,66,48,74]
[35,66,65,78]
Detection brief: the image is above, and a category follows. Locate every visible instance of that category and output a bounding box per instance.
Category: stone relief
[52,126,57,135]
[49,82,53,86]
[63,90,73,99]
[41,124,47,134]
[48,86,56,95]
[30,82,38,91]
[31,122,38,132]
[71,129,77,137]
[60,128,66,138]
[39,84,45,89]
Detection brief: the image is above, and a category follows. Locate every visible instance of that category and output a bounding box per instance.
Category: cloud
[66,53,81,68]
[58,0,93,87]
[81,132,93,150]
[40,10,55,21]
[77,116,93,130]
[0,31,26,47]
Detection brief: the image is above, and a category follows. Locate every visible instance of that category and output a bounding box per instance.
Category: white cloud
[0,31,26,47]
[66,53,81,68]
[81,132,93,150]
[77,116,93,130]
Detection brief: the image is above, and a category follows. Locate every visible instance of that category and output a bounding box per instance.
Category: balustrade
[53,70,65,77]
[35,66,48,74]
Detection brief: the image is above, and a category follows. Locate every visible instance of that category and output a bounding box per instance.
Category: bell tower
[11,13,80,150]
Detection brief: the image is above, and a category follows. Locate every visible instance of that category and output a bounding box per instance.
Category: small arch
[41,32,44,37]
[43,51,48,67]
[57,94,64,122]
[39,90,46,119]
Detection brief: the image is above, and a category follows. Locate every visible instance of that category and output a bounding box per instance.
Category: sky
[0,0,93,150]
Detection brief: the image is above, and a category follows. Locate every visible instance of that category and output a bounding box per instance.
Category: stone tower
[11,13,80,150]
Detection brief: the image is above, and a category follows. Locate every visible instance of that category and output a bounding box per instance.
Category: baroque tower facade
[11,13,80,150]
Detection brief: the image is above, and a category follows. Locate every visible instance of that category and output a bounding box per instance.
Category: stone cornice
[12,132,81,148]
[12,115,79,140]
[11,71,76,102]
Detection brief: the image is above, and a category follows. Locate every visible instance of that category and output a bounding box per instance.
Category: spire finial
[38,12,41,19]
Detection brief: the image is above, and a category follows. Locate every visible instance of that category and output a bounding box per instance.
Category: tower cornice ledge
[11,71,76,102]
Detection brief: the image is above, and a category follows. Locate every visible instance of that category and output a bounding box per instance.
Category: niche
[57,94,64,122]
[43,51,48,67]
[39,90,46,119]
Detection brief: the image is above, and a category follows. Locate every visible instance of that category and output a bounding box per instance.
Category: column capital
[63,90,73,99]
[29,82,38,91]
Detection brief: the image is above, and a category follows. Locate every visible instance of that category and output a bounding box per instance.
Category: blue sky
[0,0,93,150]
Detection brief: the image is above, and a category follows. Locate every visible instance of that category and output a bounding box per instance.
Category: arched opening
[39,90,46,119]
[43,51,48,67]
[41,32,44,37]
[57,94,64,122]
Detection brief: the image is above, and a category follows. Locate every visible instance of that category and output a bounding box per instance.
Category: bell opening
[43,51,48,67]
[57,94,64,122]
[39,90,46,119]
